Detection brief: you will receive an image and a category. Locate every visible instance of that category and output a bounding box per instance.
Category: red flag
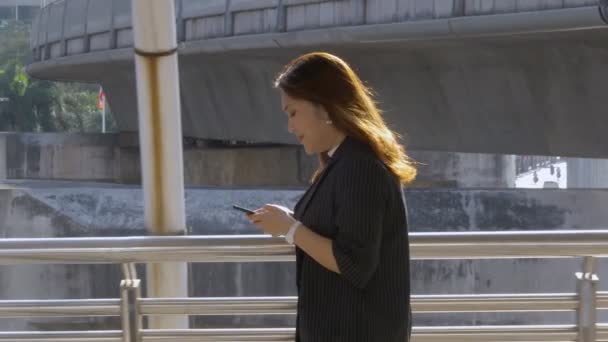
[98,88,106,110]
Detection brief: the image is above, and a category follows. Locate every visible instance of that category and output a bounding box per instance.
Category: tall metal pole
[101,93,106,133]
[131,0,188,329]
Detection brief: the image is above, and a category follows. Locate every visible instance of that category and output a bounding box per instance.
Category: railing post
[120,263,142,342]
[576,256,598,342]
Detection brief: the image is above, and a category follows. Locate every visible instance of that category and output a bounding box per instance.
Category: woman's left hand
[249,204,296,237]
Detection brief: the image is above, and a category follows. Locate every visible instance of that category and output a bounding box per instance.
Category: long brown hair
[274,52,417,184]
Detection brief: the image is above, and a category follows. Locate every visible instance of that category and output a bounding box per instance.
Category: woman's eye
[289,112,296,118]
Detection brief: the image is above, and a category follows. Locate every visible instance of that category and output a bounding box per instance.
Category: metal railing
[1,230,608,341]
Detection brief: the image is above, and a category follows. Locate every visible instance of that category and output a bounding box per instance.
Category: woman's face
[280,90,335,155]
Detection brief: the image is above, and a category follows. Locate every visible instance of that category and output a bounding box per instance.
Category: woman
[249,52,416,342]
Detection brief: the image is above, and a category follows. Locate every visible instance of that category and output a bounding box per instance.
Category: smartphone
[233,205,255,215]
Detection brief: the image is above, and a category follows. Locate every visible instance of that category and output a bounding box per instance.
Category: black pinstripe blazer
[293,136,411,342]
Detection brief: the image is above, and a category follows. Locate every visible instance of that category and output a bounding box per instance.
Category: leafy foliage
[0,20,116,132]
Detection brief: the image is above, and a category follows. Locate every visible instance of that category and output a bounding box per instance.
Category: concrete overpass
[1,0,40,6]
[26,0,608,158]
[0,0,39,21]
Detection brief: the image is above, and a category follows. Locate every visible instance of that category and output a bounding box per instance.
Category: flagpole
[102,96,106,133]
[99,87,106,133]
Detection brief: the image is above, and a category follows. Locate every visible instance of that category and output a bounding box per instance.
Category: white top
[327,142,341,157]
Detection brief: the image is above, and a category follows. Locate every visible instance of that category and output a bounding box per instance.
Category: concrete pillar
[410,151,516,188]
[566,158,608,188]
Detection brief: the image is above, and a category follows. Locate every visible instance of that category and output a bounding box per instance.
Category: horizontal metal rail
[0,330,123,342]
[413,325,580,341]
[2,230,608,265]
[411,230,608,259]
[7,292,608,318]
[142,328,295,341]
[139,297,296,316]
[0,299,120,317]
[413,293,581,313]
[138,293,589,315]
[5,325,608,342]
[2,231,608,342]
[0,235,293,264]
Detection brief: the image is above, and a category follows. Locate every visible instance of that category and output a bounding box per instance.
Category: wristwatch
[285,221,301,245]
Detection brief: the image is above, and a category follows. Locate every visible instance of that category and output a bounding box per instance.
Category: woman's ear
[315,103,330,121]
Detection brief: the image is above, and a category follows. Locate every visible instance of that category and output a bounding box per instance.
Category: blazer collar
[294,136,360,219]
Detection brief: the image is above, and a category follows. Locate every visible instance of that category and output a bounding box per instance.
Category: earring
[326,120,333,125]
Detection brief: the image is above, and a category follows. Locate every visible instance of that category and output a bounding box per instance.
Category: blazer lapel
[294,160,335,219]
[294,137,351,220]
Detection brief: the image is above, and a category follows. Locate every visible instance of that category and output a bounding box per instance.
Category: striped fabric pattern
[293,136,411,342]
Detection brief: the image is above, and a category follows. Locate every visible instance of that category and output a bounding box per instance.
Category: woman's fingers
[249,210,267,225]
[248,210,262,219]
[254,208,267,214]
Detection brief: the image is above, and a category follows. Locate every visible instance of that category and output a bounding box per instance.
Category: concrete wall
[6,184,605,235]
[567,157,608,188]
[411,150,515,188]
[30,0,599,61]
[0,133,515,188]
[1,0,39,7]
[0,132,315,187]
[1,183,607,330]
[3,133,118,182]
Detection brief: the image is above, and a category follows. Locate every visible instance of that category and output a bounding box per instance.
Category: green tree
[51,82,117,132]
[0,21,29,63]
[0,59,54,131]
[0,19,116,133]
